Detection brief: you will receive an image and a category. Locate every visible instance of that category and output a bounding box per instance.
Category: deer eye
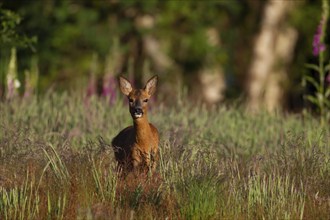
[143,99,149,102]
[128,98,134,103]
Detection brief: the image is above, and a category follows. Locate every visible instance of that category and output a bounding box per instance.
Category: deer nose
[134,107,143,114]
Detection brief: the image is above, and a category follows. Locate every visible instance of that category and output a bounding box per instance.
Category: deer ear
[144,75,158,96]
[118,76,132,96]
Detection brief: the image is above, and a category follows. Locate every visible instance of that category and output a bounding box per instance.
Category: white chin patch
[134,113,143,118]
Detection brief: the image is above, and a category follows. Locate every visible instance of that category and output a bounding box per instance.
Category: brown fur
[112,76,159,174]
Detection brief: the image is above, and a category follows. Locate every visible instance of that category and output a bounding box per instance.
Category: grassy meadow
[0,93,329,219]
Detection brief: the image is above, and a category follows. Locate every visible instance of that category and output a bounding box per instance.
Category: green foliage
[91,157,118,204]
[0,171,40,220]
[246,175,305,219]
[179,177,218,220]
[0,7,35,49]
[1,0,327,110]
[46,191,67,220]
[0,1,240,91]
[43,143,70,185]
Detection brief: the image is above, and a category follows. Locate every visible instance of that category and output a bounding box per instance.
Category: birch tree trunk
[246,0,297,112]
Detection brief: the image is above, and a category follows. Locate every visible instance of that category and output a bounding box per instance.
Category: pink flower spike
[326,73,330,84]
[312,18,326,56]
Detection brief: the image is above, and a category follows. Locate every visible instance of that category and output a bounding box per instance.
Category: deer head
[118,75,158,120]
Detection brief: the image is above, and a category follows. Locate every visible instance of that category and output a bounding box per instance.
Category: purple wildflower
[313,18,326,56]
[326,73,330,85]
[102,74,117,105]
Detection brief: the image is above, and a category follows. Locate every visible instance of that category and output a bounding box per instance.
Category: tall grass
[0,93,329,219]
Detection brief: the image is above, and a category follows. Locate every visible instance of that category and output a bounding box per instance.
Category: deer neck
[133,116,151,144]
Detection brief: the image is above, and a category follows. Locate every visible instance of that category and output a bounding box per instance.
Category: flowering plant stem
[304,0,330,126]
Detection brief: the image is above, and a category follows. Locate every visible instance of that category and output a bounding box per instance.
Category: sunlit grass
[0,93,329,219]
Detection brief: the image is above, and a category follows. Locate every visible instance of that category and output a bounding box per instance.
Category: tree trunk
[246,0,297,112]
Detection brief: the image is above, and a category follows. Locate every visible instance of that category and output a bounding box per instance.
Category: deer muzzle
[133,107,143,118]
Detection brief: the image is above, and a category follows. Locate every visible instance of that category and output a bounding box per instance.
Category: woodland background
[0,0,329,111]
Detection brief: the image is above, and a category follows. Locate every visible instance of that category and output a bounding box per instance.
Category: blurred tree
[156,1,241,103]
[246,0,298,112]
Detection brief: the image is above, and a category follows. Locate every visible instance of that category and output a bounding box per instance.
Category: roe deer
[112,75,159,174]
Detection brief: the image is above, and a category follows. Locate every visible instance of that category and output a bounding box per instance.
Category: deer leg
[131,148,142,171]
[150,149,158,172]
[139,151,154,174]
